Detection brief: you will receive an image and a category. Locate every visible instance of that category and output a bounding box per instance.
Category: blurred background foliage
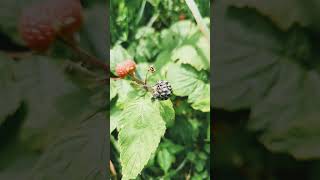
[0,0,108,179]
[213,1,320,179]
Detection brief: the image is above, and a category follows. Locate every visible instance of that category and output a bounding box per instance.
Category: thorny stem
[58,35,109,74]
[129,73,154,92]
[64,61,99,77]
[144,70,150,85]
[129,73,145,85]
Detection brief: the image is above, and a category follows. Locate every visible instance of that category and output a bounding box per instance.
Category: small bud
[148,66,156,73]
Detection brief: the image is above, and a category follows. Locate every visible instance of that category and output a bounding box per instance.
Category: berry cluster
[115,60,137,78]
[115,61,172,101]
[152,80,173,101]
[19,0,83,51]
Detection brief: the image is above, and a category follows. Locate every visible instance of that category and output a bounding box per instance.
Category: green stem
[147,13,159,27]
[129,73,153,92]
[144,71,150,85]
[185,0,210,42]
[164,158,188,178]
[135,0,147,25]
[129,73,145,85]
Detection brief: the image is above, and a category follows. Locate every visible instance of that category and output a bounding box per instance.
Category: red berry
[123,60,136,74]
[116,64,128,78]
[19,6,56,51]
[19,0,83,51]
[115,60,136,78]
[49,0,83,34]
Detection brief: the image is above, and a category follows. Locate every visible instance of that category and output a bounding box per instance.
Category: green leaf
[159,20,201,51]
[157,100,175,127]
[154,51,175,78]
[157,148,175,173]
[227,0,316,30]
[159,29,178,50]
[195,36,210,68]
[135,27,156,39]
[167,64,210,112]
[110,106,121,134]
[0,55,105,150]
[167,118,198,145]
[15,56,94,146]
[0,54,77,137]
[188,83,210,112]
[130,27,160,62]
[249,62,320,159]
[160,139,184,155]
[114,79,135,108]
[167,64,202,96]
[159,20,210,71]
[118,95,166,180]
[212,4,283,110]
[171,44,209,71]
[0,54,22,125]
[214,3,320,159]
[169,20,198,40]
[110,79,118,101]
[28,112,107,179]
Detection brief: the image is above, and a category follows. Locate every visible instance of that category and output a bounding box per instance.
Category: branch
[129,73,153,92]
[185,0,210,43]
[58,35,109,74]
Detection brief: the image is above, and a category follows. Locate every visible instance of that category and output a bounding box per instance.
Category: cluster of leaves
[110,0,209,44]
[213,0,320,166]
[110,0,210,179]
[0,0,108,179]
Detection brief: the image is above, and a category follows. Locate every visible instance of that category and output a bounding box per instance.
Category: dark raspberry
[152,80,173,101]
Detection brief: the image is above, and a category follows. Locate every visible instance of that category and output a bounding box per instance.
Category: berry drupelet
[152,80,173,101]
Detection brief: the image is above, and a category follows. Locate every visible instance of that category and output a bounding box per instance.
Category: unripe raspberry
[123,60,136,74]
[115,60,136,78]
[19,6,56,51]
[115,64,128,78]
[19,0,83,51]
[51,0,83,34]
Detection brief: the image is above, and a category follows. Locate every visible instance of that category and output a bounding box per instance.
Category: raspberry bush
[110,0,210,179]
